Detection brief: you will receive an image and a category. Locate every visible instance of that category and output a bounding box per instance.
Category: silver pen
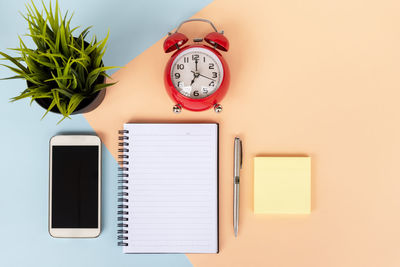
[233,137,242,238]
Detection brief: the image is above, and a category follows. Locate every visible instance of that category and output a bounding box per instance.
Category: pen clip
[239,139,243,169]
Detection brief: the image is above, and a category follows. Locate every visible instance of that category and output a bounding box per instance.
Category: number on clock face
[171,47,224,99]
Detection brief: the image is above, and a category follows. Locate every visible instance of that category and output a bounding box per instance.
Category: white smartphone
[49,135,101,238]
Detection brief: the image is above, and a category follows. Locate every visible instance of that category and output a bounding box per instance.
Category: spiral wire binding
[117,129,129,246]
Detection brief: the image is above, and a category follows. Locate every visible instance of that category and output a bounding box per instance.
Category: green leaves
[0,0,118,122]
[0,51,29,73]
[67,93,85,114]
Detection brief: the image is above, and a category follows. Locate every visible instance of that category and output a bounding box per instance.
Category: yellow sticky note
[254,157,311,214]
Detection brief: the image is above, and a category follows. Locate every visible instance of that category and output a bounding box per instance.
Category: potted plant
[0,0,117,122]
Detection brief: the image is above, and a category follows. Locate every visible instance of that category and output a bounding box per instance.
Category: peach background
[85,0,400,266]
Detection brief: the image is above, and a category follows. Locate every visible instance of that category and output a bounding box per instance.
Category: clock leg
[173,104,182,113]
[214,104,223,113]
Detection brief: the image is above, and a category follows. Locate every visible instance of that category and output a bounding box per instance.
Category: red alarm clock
[163,19,230,113]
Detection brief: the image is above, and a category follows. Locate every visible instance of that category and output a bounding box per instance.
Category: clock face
[170,47,224,99]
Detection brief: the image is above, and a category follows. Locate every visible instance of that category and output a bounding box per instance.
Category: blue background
[0,0,212,266]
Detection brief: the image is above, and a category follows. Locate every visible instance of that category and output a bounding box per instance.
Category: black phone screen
[51,146,99,228]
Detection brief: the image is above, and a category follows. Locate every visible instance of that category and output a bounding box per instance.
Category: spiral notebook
[118,123,219,253]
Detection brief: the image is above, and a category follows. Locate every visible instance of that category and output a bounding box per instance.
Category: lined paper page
[123,123,218,253]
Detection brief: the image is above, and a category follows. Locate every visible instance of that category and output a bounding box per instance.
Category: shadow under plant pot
[30,74,107,115]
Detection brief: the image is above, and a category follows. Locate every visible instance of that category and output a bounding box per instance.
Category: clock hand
[190,71,197,86]
[191,71,216,82]
[195,60,198,71]
[190,71,200,85]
